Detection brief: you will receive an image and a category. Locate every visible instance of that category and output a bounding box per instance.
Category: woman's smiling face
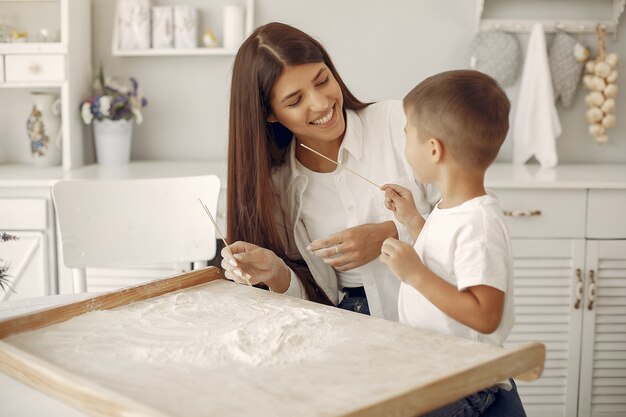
[268,62,345,145]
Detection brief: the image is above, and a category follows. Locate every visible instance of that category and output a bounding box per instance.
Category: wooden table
[0,268,545,417]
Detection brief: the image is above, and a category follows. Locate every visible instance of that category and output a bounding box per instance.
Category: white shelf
[479,18,619,33]
[112,47,240,57]
[0,163,64,187]
[0,0,91,171]
[0,80,63,88]
[0,43,66,54]
[476,0,626,33]
[111,0,254,57]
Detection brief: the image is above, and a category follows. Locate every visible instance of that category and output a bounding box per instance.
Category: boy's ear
[267,113,277,123]
[428,138,444,163]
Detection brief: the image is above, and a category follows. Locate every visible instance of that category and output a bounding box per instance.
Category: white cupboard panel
[489,189,586,238]
[0,199,47,230]
[4,54,64,82]
[506,239,585,417]
[579,241,626,417]
[587,190,626,239]
[0,231,48,301]
[0,55,4,83]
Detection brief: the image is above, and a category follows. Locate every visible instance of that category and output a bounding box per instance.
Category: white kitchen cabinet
[0,231,49,301]
[0,0,91,171]
[487,163,626,417]
[507,238,626,417]
[505,238,585,417]
[578,240,626,417]
[0,183,58,300]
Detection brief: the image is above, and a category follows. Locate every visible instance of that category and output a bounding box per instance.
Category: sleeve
[270,167,308,300]
[453,218,511,293]
[280,268,307,299]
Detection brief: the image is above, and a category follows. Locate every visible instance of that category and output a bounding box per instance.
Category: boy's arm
[409,268,505,334]
[380,238,505,334]
[381,184,424,241]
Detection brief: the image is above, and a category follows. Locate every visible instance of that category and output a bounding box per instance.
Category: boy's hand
[381,184,425,239]
[379,237,424,286]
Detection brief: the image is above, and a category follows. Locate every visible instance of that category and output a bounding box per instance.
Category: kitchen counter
[486,163,626,189]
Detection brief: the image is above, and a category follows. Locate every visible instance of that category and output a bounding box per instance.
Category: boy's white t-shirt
[398,194,515,347]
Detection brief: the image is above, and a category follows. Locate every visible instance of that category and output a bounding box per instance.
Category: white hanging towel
[513,23,561,168]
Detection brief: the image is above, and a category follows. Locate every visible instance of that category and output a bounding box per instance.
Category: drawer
[0,199,48,230]
[0,55,4,83]
[4,54,64,82]
[488,188,586,238]
[587,190,626,238]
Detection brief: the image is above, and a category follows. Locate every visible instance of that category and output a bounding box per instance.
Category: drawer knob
[502,209,542,217]
[28,63,41,74]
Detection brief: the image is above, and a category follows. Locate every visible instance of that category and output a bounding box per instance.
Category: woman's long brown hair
[227,22,369,305]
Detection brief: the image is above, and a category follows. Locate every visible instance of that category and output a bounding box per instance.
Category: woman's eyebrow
[280,68,327,103]
[312,67,326,81]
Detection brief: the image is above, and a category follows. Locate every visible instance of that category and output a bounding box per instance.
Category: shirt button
[374,307,381,313]
[348,205,354,211]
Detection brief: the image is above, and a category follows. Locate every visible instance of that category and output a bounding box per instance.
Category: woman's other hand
[307,221,397,272]
[381,183,425,240]
[220,241,291,293]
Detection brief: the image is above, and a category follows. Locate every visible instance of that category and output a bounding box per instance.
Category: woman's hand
[220,241,291,293]
[379,237,424,286]
[381,183,425,240]
[307,221,397,272]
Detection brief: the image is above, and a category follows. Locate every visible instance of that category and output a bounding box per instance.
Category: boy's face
[404,115,436,183]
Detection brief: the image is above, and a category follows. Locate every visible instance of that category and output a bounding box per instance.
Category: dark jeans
[337,286,370,315]
[423,379,526,417]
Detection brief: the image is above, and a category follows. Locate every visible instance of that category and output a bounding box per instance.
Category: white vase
[93,119,133,165]
[26,92,62,167]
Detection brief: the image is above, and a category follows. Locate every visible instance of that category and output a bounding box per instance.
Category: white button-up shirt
[271,100,440,320]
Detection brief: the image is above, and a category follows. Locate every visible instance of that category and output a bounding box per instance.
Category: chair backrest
[52,175,220,292]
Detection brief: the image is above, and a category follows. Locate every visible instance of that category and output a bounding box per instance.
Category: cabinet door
[505,239,585,417]
[0,231,49,301]
[579,240,626,417]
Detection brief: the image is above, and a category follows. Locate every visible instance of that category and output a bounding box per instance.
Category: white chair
[52,175,220,293]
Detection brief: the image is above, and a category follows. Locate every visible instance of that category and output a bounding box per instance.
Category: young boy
[379,70,525,416]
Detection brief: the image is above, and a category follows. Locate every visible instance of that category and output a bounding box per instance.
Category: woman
[221,22,439,320]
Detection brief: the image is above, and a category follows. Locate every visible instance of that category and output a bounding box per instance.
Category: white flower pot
[93,119,133,165]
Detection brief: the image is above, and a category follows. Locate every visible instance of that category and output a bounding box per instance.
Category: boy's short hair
[403,69,510,169]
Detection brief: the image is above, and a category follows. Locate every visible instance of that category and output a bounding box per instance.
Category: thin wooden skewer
[299,143,382,189]
[198,199,252,287]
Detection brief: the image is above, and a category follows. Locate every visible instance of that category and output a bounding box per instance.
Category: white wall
[92,0,626,163]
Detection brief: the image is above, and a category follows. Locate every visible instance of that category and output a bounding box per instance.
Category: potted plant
[80,66,147,165]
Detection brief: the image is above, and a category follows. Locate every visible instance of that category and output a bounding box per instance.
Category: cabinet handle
[502,209,542,217]
[574,268,583,309]
[28,63,41,74]
[587,270,596,310]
